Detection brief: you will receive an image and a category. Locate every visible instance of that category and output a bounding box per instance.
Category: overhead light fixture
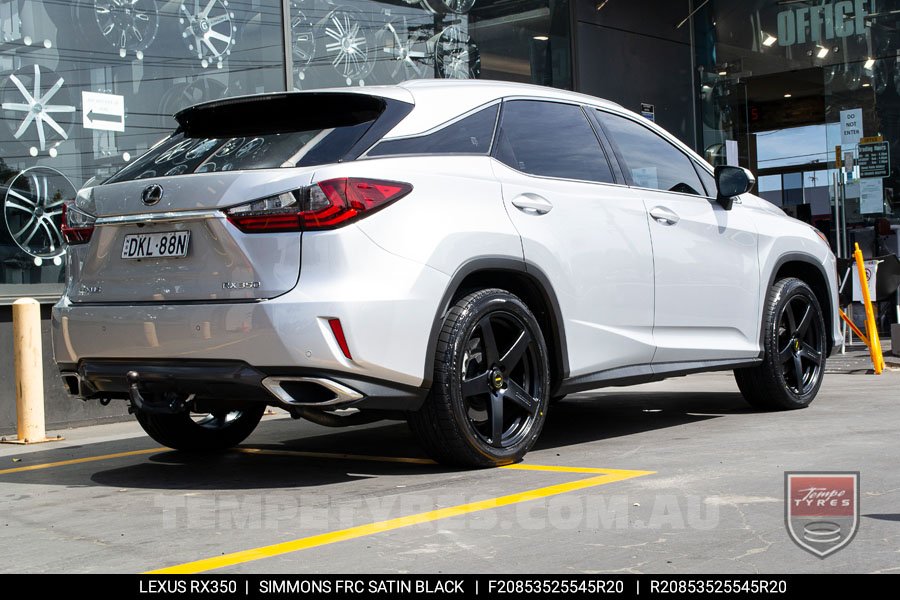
[862,82,871,87]
[784,93,792,98]
[533,35,549,41]
[762,33,777,47]
[718,70,727,76]
[816,46,829,58]
[864,57,876,70]
[595,0,611,10]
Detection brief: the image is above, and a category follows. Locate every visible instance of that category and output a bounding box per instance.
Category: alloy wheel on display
[375,18,430,82]
[179,0,237,68]
[91,0,160,59]
[459,311,543,449]
[321,7,375,85]
[0,64,76,152]
[2,166,73,259]
[433,26,480,79]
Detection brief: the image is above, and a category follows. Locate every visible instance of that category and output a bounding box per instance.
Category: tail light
[225,178,412,233]
[61,202,95,244]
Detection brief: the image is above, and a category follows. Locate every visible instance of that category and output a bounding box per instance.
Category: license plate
[121,231,190,259]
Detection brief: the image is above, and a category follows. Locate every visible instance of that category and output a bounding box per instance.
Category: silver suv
[54,80,840,467]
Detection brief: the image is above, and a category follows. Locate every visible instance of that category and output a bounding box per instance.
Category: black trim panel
[70,359,427,412]
[558,357,762,394]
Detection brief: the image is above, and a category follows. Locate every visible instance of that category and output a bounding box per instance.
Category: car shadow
[0,390,753,491]
[537,389,752,450]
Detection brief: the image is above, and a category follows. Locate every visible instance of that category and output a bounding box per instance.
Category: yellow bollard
[1,298,61,444]
[854,243,885,374]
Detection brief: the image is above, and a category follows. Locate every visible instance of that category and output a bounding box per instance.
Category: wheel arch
[768,253,835,356]
[423,257,569,393]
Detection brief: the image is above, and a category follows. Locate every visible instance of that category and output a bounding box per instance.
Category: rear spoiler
[174,92,411,138]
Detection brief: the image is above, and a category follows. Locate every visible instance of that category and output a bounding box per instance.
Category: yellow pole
[10,298,48,443]
[854,243,885,374]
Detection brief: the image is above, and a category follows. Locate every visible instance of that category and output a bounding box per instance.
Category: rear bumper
[58,359,427,412]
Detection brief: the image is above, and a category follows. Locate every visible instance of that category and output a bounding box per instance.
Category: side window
[494,100,614,183]
[596,111,704,196]
[694,163,718,198]
[368,104,498,157]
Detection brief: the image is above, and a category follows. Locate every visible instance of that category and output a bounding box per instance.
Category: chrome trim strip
[261,376,364,406]
[95,210,221,225]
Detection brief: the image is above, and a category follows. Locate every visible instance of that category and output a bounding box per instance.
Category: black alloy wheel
[408,289,550,467]
[735,277,826,410]
[776,294,825,395]
[460,310,543,449]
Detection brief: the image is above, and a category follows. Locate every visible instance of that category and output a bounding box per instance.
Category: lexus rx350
[53,80,840,467]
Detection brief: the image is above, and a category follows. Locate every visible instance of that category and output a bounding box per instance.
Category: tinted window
[495,100,614,183]
[596,111,704,195]
[106,93,390,183]
[369,105,498,156]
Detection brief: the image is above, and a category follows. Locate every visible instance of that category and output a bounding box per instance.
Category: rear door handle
[649,206,680,226]
[511,194,553,215]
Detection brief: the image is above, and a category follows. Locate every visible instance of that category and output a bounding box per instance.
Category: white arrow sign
[82,91,124,132]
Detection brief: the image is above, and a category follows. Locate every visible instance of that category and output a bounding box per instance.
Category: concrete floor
[0,371,897,574]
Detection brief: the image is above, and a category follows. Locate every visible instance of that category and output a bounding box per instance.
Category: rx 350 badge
[785,471,859,558]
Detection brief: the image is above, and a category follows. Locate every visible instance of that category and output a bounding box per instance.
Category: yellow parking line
[146,467,653,574]
[501,463,652,475]
[0,444,648,477]
[0,447,164,475]
[235,447,437,465]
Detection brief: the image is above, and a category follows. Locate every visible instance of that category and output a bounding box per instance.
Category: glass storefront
[0,0,570,302]
[694,0,900,259]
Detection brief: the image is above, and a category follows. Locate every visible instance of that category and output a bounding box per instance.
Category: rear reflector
[226,178,412,233]
[328,318,352,360]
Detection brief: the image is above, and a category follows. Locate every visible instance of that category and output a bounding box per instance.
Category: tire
[134,403,266,451]
[408,289,550,467]
[734,277,827,410]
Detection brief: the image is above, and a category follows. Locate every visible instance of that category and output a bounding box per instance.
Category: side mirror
[714,165,756,210]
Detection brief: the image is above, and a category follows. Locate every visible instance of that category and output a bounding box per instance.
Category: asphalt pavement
[0,370,897,574]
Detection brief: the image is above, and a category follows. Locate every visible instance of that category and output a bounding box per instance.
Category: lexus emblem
[141,184,163,206]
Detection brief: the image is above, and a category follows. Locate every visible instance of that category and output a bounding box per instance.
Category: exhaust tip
[262,376,363,407]
[60,372,81,396]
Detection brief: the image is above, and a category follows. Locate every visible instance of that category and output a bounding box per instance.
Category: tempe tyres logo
[785,472,859,558]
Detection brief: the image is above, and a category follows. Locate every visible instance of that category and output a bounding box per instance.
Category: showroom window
[0,0,572,302]
[595,110,704,196]
[494,100,614,183]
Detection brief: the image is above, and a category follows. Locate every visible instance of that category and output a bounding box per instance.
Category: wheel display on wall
[1,166,74,259]
[319,7,375,85]
[421,0,477,15]
[156,75,227,128]
[179,0,237,68]
[88,0,160,59]
[433,26,480,79]
[290,1,316,82]
[374,18,430,82]
[0,64,76,152]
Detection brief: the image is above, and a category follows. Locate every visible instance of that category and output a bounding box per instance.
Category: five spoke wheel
[408,289,549,467]
[777,295,824,395]
[461,312,542,448]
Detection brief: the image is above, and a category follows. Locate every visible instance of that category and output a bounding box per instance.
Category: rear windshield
[106,92,402,184]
